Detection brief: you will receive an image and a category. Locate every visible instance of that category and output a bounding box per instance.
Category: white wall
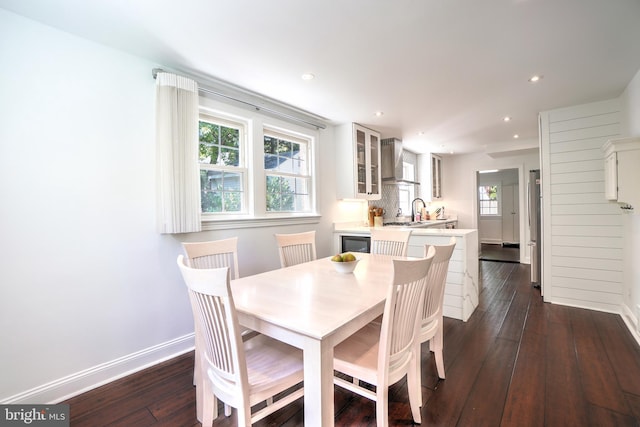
[0,9,339,403]
[621,68,640,137]
[620,67,640,334]
[539,99,623,312]
[442,149,540,263]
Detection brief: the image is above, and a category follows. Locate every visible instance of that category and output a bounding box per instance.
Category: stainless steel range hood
[381,138,420,185]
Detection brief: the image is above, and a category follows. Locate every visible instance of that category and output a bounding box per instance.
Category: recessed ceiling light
[301,73,315,80]
[513,134,520,139]
[528,75,543,83]
[503,116,511,122]
[374,111,384,117]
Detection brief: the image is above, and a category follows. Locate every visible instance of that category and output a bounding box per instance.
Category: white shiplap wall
[540,99,624,312]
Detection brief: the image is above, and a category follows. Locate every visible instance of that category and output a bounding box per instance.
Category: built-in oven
[340,235,371,253]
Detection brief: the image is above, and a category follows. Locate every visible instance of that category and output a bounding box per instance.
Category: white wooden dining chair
[420,237,456,379]
[177,255,304,427]
[370,228,412,256]
[333,252,435,427]
[275,230,317,268]
[182,237,246,419]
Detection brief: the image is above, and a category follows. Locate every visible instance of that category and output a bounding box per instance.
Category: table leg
[303,337,334,427]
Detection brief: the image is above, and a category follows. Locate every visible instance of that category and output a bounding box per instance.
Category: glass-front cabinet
[431,154,442,199]
[336,123,381,200]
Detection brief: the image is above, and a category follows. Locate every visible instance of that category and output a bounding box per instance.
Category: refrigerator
[528,169,541,288]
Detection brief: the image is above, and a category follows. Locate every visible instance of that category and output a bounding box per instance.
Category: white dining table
[231,252,411,427]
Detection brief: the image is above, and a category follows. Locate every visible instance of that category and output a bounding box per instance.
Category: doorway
[476,168,521,263]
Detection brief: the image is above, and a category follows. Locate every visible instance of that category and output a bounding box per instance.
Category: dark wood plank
[456,337,519,427]
[595,312,640,396]
[500,328,546,427]
[588,403,639,427]
[545,312,590,426]
[570,309,631,415]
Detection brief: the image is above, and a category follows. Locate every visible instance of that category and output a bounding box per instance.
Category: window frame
[263,126,314,214]
[197,99,320,231]
[478,184,501,217]
[198,111,249,217]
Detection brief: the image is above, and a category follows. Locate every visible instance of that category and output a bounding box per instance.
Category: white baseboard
[1,334,195,405]
[480,239,502,245]
[621,303,640,347]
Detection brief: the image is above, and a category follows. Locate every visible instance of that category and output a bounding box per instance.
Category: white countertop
[334,223,477,237]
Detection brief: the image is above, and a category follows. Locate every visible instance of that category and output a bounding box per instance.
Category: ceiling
[2,0,640,154]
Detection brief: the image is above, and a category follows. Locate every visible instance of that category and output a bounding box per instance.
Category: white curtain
[155,72,201,234]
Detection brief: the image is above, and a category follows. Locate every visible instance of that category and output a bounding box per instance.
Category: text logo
[1,405,69,426]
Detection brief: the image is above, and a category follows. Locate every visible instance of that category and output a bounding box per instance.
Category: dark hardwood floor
[479,243,520,263]
[64,261,640,426]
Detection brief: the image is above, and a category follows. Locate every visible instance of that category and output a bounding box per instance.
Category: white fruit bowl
[330,259,359,274]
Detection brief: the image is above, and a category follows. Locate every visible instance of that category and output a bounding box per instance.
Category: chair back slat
[190,290,236,379]
[183,237,240,279]
[370,229,412,256]
[275,231,317,268]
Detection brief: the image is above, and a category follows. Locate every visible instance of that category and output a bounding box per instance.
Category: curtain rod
[152,68,327,130]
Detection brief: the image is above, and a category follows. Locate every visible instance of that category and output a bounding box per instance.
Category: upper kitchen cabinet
[431,154,443,199]
[335,123,381,200]
[602,137,640,211]
[418,153,443,201]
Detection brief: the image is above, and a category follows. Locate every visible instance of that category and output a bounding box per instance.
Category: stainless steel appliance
[528,169,541,288]
[380,138,420,185]
[341,235,371,253]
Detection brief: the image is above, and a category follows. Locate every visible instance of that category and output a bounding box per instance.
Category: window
[397,184,415,217]
[197,99,318,229]
[198,114,247,214]
[478,185,499,215]
[264,129,312,212]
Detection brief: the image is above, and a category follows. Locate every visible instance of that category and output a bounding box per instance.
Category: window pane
[219,147,239,166]
[264,136,276,155]
[200,169,243,213]
[199,120,241,165]
[221,127,239,147]
[265,173,311,212]
[264,135,307,174]
[223,192,242,212]
[264,154,279,170]
[295,177,309,195]
[263,129,312,214]
[201,191,222,213]
[478,185,499,215]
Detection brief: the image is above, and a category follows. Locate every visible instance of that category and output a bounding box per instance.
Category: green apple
[331,254,343,262]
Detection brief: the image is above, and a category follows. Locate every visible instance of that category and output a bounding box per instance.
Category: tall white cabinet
[335,123,381,200]
[603,137,640,211]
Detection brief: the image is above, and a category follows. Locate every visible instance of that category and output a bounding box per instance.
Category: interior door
[502,184,519,244]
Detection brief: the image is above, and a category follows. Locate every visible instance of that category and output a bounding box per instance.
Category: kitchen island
[334,224,479,321]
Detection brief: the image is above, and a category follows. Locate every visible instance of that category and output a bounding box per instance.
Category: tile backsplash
[373,185,403,220]
[369,185,451,222]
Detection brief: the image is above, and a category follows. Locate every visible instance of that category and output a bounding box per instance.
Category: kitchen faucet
[411,198,426,222]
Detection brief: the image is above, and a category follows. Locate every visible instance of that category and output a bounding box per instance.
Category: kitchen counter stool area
[334,226,479,322]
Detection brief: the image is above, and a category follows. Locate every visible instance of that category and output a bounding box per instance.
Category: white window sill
[201,214,321,231]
